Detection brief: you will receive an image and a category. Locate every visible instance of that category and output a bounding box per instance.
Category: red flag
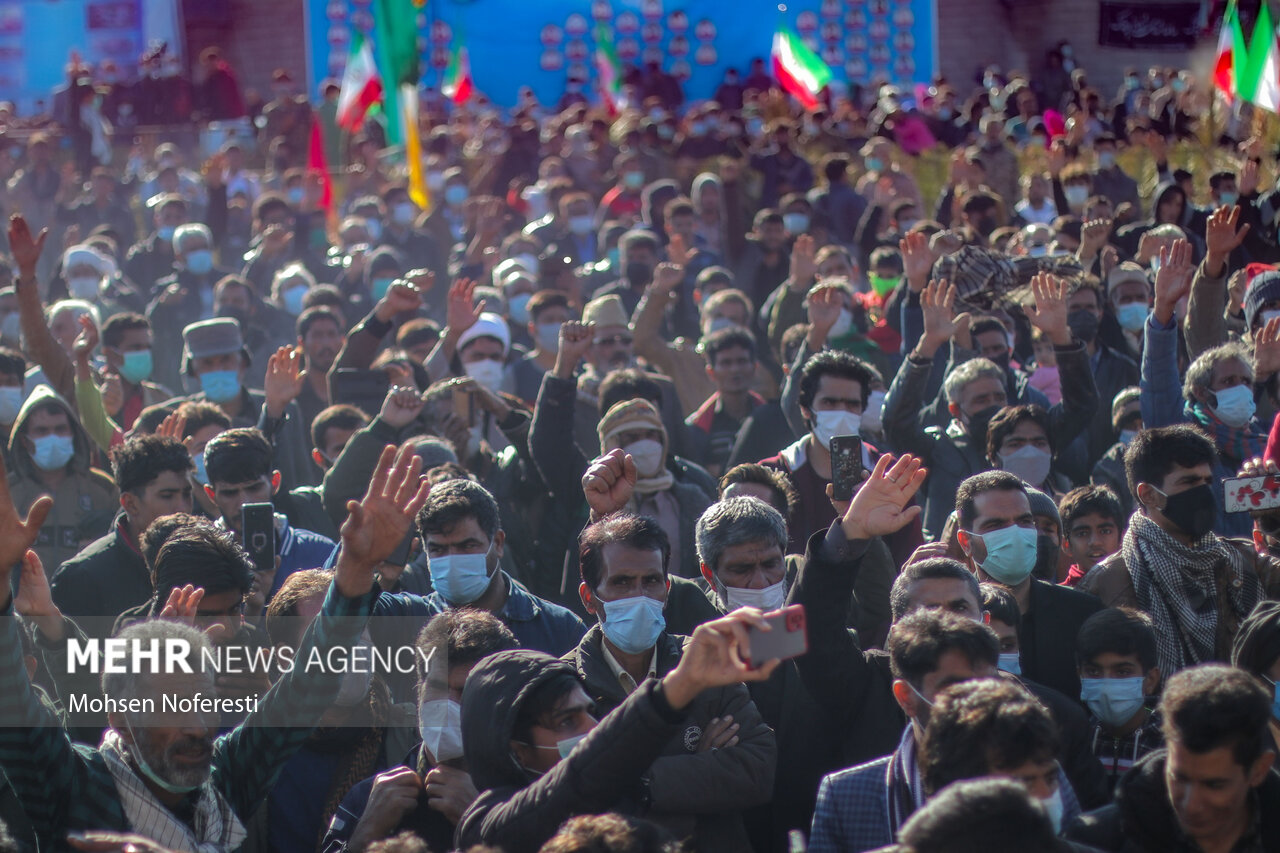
[308,118,332,214]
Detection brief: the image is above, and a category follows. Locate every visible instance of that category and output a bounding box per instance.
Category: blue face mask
[997,652,1022,675]
[282,285,308,316]
[199,369,241,403]
[1080,676,1147,727]
[444,185,469,207]
[156,225,176,243]
[120,350,153,384]
[1269,679,1280,723]
[536,322,562,353]
[865,156,884,173]
[1219,191,1239,207]
[971,525,1039,586]
[192,451,209,486]
[599,594,665,655]
[429,549,493,605]
[1119,429,1139,446]
[1116,302,1148,332]
[371,277,396,302]
[185,249,213,275]
[32,433,75,471]
[1211,384,1256,428]
[508,292,533,325]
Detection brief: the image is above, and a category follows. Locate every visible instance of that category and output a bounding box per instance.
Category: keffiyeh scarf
[1185,402,1266,468]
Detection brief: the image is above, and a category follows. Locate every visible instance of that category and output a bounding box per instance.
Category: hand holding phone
[830,435,864,502]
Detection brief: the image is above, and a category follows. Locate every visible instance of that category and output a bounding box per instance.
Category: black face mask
[1034,533,1060,580]
[1067,309,1100,344]
[625,262,653,287]
[965,404,1002,448]
[1153,484,1215,540]
[990,352,1011,372]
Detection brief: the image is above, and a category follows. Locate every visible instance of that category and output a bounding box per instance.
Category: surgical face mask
[600,594,666,655]
[724,578,786,612]
[32,433,75,471]
[67,275,101,300]
[623,171,646,190]
[829,307,854,339]
[0,312,19,342]
[1270,679,1280,723]
[1098,151,1116,169]
[282,285,308,316]
[707,316,737,335]
[782,212,810,234]
[972,524,1039,585]
[1149,484,1215,540]
[1080,676,1146,727]
[430,547,494,605]
[444,184,469,207]
[1116,302,1148,332]
[287,187,305,205]
[1126,76,1141,91]
[1262,309,1280,328]
[0,387,21,424]
[869,274,899,298]
[363,217,383,241]
[334,663,372,707]
[1119,428,1139,446]
[371,276,396,302]
[536,322,562,353]
[120,350,153,384]
[156,225,176,242]
[997,652,1022,675]
[463,358,505,392]
[1219,191,1239,207]
[199,369,240,403]
[522,731,588,764]
[999,445,1052,486]
[1067,309,1100,344]
[1211,384,1256,427]
[508,292,533,324]
[864,156,884,173]
[812,409,861,451]
[418,699,465,764]
[1064,185,1089,208]
[192,451,209,486]
[426,171,445,192]
[124,718,204,795]
[1040,788,1064,835]
[861,390,886,434]
[511,253,540,274]
[569,215,595,236]
[185,249,214,275]
[392,202,416,226]
[624,438,665,478]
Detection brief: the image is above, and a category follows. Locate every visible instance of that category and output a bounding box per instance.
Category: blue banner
[308,0,937,108]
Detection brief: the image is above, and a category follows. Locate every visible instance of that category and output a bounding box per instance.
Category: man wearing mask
[178,318,314,488]
[1080,425,1280,674]
[99,313,170,431]
[685,328,764,478]
[60,243,116,303]
[124,193,187,292]
[378,184,441,274]
[1106,263,1151,361]
[211,274,278,390]
[592,230,661,318]
[954,470,1103,701]
[149,223,231,393]
[1088,134,1141,215]
[885,277,1096,539]
[322,609,518,853]
[562,512,775,852]
[512,291,573,406]
[0,348,25,451]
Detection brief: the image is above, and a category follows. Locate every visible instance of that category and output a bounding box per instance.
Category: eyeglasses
[594,335,633,347]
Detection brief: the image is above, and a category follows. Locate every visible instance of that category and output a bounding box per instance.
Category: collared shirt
[601,638,657,696]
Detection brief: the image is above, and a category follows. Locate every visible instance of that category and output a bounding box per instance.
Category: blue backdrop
[307,0,937,108]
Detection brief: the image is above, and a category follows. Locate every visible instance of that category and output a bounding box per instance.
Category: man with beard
[295,306,346,431]
[0,444,429,852]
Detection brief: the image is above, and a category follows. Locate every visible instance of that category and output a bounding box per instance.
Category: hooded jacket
[455,649,690,853]
[8,384,117,571]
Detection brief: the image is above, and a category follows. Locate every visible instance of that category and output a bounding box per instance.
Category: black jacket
[1020,578,1104,703]
[49,516,150,642]
[1067,749,1280,852]
[455,649,689,853]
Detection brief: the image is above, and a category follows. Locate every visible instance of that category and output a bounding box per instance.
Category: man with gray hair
[148,222,234,392]
[0,444,430,852]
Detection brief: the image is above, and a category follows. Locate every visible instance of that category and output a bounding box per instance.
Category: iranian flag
[772,25,832,110]
[1255,31,1280,112]
[1236,1,1280,113]
[336,32,382,131]
[1214,0,1243,97]
[442,41,474,105]
[595,24,624,112]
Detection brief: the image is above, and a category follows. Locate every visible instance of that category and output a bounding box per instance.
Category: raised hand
[553,320,595,379]
[582,448,637,520]
[1025,272,1072,346]
[1078,218,1112,261]
[375,280,424,322]
[378,384,427,430]
[335,445,431,596]
[1153,238,1194,325]
[652,261,684,297]
[840,453,927,541]
[662,609,781,710]
[1254,316,1280,379]
[12,549,64,641]
[158,584,205,626]
[1204,205,1249,277]
[73,314,99,366]
[899,230,934,292]
[666,233,693,269]
[7,214,47,278]
[788,233,818,292]
[445,277,483,336]
[0,457,52,610]
[916,279,969,358]
[155,411,189,447]
[806,283,845,348]
[1240,158,1260,197]
[1047,142,1067,177]
[263,345,307,418]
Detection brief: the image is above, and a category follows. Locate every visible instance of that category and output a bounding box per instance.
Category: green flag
[372,0,422,144]
[1240,1,1274,100]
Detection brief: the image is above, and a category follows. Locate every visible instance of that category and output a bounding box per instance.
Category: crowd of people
[0,36,1278,853]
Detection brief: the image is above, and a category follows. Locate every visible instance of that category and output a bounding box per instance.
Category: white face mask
[829,308,854,339]
[625,438,665,478]
[464,359,505,392]
[861,389,886,434]
[511,252,540,273]
[418,698,465,764]
[812,409,861,451]
[68,275,102,299]
[723,578,786,612]
[1040,787,1064,834]
[999,445,1052,486]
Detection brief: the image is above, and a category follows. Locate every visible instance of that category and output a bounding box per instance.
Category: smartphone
[451,383,474,427]
[1224,475,1280,513]
[746,605,808,669]
[329,368,392,419]
[830,435,864,502]
[241,502,276,575]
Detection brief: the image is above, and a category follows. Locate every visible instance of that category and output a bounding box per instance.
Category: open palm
[841,453,927,541]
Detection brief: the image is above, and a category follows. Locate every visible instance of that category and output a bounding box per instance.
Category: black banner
[1098,2,1201,49]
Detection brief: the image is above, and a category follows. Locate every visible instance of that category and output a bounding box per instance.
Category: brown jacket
[1078,537,1280,661]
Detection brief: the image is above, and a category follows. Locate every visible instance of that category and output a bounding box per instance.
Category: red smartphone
[746,605,808,669]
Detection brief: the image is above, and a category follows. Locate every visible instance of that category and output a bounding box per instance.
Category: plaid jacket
[0,580,378,852]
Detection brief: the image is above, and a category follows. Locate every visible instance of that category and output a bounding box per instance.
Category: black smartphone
[241,502,276,575]
[329,368,392,419]
[830,434,864,502]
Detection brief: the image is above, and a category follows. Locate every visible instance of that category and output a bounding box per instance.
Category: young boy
[981,583,1023,676]
[1075,608,1164,793]
[1059,485,1125,587]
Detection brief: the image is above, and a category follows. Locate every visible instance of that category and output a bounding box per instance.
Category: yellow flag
[400,84,429,210]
